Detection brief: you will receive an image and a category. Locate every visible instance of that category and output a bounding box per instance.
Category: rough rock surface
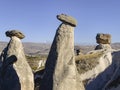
[77,49,112,88]
[77,33,120,90]
[95,44,111,50]
[102,50,120,90]
[78,33,114,90]
[6,30,25,39]
[0,30,34,90]
[40,14,84,90]
[96,33,111,44]
[77,48,120,90]
[84,49,113,90]
[57,14,77,27]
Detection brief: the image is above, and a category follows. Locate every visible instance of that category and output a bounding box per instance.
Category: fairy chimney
[40,14,85,90]
[0,30,34,90]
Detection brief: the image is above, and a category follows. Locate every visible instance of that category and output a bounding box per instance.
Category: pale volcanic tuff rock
[40,14,84,90]
[0,30,34,90]
[80,33,120,90]
[102,50,120,90]
[83,49,113,90]
[80,33,113,90]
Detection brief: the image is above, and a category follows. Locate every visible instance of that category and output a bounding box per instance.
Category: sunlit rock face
[96,33,111,44]
[77,33,120,90]
[82,50,113,90]
[95,33,111,50]
[57,13,77,27]
[0,30,34,90]
[40,14,85,90]
[102,50,120,90]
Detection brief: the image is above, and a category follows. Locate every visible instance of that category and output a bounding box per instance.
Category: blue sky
[0,0,120,44]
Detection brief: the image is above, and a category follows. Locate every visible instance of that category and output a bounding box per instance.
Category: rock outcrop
[6,30,25,39]
[57,14,77,27]
[75,33,114,90]
[102,50,120,90]
[0,30,34,90]
[95,33,111,50]
[40,14,84,90]
[84,50,113,90]
[96,33,111,44]
[76,49,112,89]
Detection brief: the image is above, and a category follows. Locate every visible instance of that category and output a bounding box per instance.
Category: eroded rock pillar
[0,30,34,90]
[40,14,84,90]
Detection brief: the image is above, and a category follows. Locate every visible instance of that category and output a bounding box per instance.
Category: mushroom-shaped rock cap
[96,33,111,44]
[6,30,25,39]
[57,14,77,27]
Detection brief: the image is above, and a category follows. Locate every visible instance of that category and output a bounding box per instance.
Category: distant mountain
[111,42,120,50]
[0,42,120,55]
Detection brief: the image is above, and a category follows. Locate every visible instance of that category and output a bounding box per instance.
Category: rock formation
[95,33,111,50]
[96,33,111,44]
[6,30,25,39]
[102,50,120,90]
[40,14,85,90]
[84,50,113,90]
[75,33,114,90]
[0,30,34,90]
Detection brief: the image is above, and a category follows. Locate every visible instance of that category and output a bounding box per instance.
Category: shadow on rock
[0,55,21,90]
[85,51,118,90]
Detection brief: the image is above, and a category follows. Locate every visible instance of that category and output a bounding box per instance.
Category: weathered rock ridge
[102,50,120,90]
[76,33,120,90]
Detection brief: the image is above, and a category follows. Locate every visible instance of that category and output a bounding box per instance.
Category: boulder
[0,30,34,90]
[40,14,84,90]
[6,30,25,39]
[96,33,111,44]
[57,14,77,27]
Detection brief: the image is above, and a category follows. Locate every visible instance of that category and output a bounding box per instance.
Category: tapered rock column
[40,14,84,90]
[1,30,34,90]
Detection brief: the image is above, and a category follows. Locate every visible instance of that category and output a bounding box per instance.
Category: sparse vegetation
[26,55,47,72]
[75,50,105,74]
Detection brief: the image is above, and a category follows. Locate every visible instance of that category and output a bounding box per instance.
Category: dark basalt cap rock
[96,33,111,44]
[57,14,77,27]
[5,30,25,39]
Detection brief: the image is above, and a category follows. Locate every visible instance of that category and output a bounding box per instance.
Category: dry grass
[75,50,105,74]
[75,50,104,61]
[26,55,47,72]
